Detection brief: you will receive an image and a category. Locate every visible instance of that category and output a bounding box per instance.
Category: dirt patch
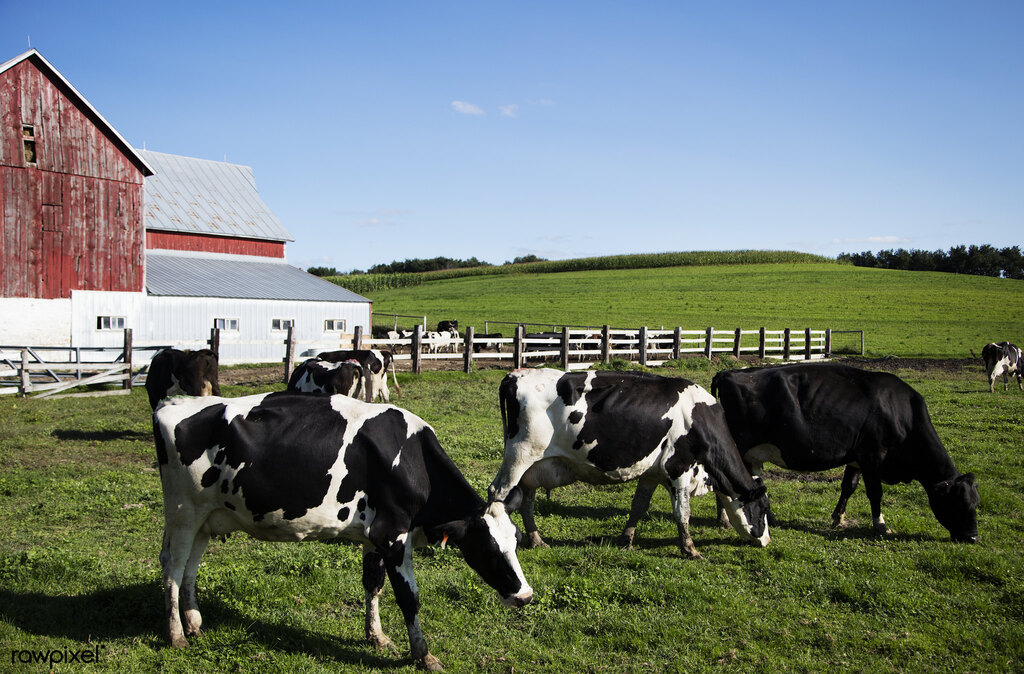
[833,356,979,375]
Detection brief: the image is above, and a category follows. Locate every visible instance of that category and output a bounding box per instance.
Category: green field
[1,358,1023,672]
[367,263,1023,358]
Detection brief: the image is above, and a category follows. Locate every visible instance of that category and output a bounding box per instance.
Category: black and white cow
[318,349,400,402]
[153,392,532,671]
[145,348,220,410]
[287,358,363,398]
[489,369,770,559]
[981,341,1022,393]
[436,320,458,333]
[709,363,979,542]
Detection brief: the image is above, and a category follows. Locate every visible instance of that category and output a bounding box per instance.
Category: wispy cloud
[499,104,520,118]
[451,100,484,115]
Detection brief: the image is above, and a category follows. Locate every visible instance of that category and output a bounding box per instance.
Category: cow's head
[427,487,533,607]
[719,476,771,547]
[928,473,979,543]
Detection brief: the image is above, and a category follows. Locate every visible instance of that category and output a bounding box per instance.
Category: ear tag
[440,533,449,550]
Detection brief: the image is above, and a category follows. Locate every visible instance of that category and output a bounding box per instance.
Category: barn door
[41,205,68,298]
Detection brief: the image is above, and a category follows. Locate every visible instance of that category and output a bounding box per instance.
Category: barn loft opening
[22,124,36,164]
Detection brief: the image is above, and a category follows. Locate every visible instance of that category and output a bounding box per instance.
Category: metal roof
[139,150,294,242]
[1,50,154,176]
[146,251,369,302]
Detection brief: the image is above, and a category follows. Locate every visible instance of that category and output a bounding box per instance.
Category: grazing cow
[473,333,504,353]
[318,349,400,402]
[145,348,220,410]
[436,320,458,333]
[287,358,363,398]
[981,342,1022,393]
[489,369,770,559]
[709,363,979,542]
[153,392,532,671]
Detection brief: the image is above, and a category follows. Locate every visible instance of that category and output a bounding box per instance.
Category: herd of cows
[139,338,1021,670]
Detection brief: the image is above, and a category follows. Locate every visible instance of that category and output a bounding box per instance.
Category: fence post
[733,328,742,358]
[783,328,792,361]
[284,326,296,383]
[601,325,611,364]
[20,349,30,396]
[353,325,363,350]
[673,327,681,361]
[860,330,865,355]
[758,327,766,359]
[464,326,474,374]
[825,328,832,357]
[561,327,570,370]
[804,328,812,360]
[704,327,713,360]
[123,328,133,392]
[208,327,221,360]
[513,325,524,369]
[412,326,423,374]
[639,327,648,367]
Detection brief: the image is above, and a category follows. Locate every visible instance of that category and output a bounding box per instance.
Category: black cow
[153,392,532,671]
[145,348,220,409]
[436,320,458,333]
[489,368,770,559]
[287,358,363,397]
[709,363,979,542]
[981,341,1022,393]
[318,349,400,402]
[472,333,504,353]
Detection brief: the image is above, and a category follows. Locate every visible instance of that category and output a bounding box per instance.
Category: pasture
[1,358,1022,672]
[367,263,1023,358]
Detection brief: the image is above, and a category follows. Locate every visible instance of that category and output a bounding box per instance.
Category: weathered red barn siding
[0,56,147,299]
[146,230,285,258]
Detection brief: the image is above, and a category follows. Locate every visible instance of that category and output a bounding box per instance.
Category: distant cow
[472,332,504,353]
[436,320,458,333]
[981,342,1022,393]
[153,392,532,670]
[318,349,400,402]
[287,358,363,398]
[489,369,770,559]
[145,348,220,409]
[709,363,979,542]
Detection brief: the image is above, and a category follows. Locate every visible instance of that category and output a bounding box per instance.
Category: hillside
[365,262,1023,358]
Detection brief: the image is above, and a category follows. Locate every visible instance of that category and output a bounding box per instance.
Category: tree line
[838,245,1023,279]
[307,255,546,277]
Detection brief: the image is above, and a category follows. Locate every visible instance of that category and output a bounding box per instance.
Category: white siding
[0,297,71,346]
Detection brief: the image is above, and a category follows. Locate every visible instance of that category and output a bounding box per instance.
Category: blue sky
[3,2,1021,272]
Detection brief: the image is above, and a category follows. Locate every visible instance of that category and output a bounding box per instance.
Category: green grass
[1,361,1023,672]
[368,263,1023,358]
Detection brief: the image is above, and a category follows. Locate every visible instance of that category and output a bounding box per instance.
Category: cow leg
[520,487,549,549]
[861,472,891,535]
[384,541,442,671]
[180,530,210,637]
[362,547,395,651]
[831,465,862,527]
[618,480,657,550]
[668,484,701,560]
[160,523,200,648]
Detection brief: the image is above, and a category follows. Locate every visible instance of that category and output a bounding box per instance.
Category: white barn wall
[0,297,72,346]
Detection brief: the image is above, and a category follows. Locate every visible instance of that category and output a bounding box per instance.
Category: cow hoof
[615,535,634,550]
[525,532,549,549]
[873,523,893,536]
[369,633,396,651]
[419,653,443,671]
[169,634,189,649]
[831,514,845,528]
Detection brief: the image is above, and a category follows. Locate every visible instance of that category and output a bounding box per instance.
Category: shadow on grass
[51,428,153,443]
[768,515,939,543]
[0,584,402,669]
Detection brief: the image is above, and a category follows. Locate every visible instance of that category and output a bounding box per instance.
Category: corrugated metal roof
[139,150,294,242]
[146,252,369,302]
[1,50,154,176]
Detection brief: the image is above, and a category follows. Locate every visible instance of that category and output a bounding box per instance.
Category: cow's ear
[960,473,976,486]
[744,484,767,502]
[426,520,469,547]
[502,486,524,513]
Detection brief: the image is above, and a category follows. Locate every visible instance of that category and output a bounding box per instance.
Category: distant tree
[367,257,492,274]
[307,266,341,277]
[510,254,547,265]
[840,244,1023,278]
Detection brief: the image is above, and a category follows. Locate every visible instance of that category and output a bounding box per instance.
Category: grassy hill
[362,261,1023,358]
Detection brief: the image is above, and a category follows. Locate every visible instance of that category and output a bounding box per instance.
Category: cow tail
[389,359,402,398]
[970,348,978,360]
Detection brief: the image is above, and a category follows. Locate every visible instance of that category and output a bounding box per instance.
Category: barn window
[214,318,239,331]
[271,318,294,331]
[96,316,126,331]
[22,124,36,164]
[324,319,346,332]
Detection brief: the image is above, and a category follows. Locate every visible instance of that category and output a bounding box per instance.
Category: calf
[710,363,979,542]
[318,349,400,402]
[981,341,1022,392]
[287,358,363,398]
[153,392,532,671]
[145,348,220,410]
[489,369,770,559]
